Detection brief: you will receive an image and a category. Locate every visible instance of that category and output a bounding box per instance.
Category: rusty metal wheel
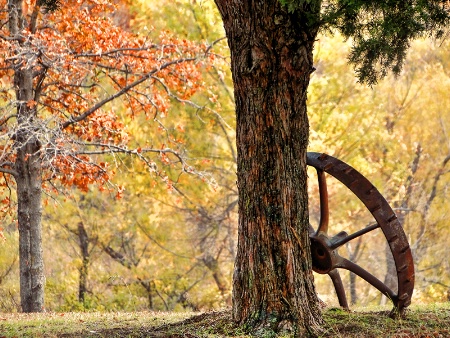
[307,152,415,316]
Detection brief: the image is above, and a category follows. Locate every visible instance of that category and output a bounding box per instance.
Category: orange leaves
[208,93,219,104]
[0,194,13,215]
[71,110,126,143]
[26,100,37,108]
[115,185,124,199]
[160,152,170,165]
[51,155,110,192]
[176,124,185,133]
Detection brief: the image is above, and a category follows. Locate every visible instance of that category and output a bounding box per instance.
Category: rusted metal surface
[307,152,415,316]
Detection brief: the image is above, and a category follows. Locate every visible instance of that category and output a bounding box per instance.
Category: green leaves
[321,0,450,85]
[278,0,321,13]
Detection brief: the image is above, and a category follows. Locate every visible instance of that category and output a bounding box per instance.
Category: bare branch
[61,57,196,129]
[425,153,450,215]
[204,37,227,56]
[135,220,194,260]
[0,114,17,126]
[0,254,18,285]
[0,34,20,41]
[72,45,158,58]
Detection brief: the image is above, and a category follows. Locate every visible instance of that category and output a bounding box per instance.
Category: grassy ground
[0,303,449,337]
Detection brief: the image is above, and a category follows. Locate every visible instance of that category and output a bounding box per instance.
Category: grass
[0,303,449,337]
[321,303,450,337]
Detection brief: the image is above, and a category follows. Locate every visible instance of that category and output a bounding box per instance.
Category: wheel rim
[307,152,415,315]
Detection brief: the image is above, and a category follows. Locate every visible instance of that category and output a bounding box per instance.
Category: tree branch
[0,163,18,177]
[72,45,159,58]
[135,220,194,260]
[61,57,196,129]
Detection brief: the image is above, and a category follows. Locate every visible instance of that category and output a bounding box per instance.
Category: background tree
[212,0,450,336]
[0,0,210,312]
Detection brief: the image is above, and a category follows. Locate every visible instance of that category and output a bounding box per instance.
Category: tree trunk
[77,222,90,304]
[16,142,44,313]
[214,1,324,335]
[141,281,154,310]
[350,272,358,305]
[202,255,229,296]
[347,237,363,305]
[9,0,45,313]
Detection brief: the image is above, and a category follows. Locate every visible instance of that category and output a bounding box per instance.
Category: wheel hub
[310,235,335,274]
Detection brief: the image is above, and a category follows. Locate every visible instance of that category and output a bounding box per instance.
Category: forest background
[0,0,449,313]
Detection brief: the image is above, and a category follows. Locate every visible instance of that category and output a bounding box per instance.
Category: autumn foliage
[0,0,210,196]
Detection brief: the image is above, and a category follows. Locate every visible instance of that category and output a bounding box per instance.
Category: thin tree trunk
[202,255,229,296]
[16,144,44,313]
[214,1,324,335]
[77,222,90,304]
[142,281,154,310]
[350,272,358,305]
[9,0,45,313]
[347,237,363,305]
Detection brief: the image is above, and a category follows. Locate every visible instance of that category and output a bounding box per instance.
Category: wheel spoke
[328,269,349,309]
[330,223,380,250]
[316,169,329,235]
[335,257,396,300]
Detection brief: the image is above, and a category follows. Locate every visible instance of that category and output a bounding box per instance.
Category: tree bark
[9,0,45,312]
[214,1,324,335]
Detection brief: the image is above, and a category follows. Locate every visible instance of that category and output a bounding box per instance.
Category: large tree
[213,0,450,336]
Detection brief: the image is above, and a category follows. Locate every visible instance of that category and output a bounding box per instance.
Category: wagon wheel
[307,152,415,316]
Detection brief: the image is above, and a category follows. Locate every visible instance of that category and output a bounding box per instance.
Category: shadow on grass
[59,310,238,338]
